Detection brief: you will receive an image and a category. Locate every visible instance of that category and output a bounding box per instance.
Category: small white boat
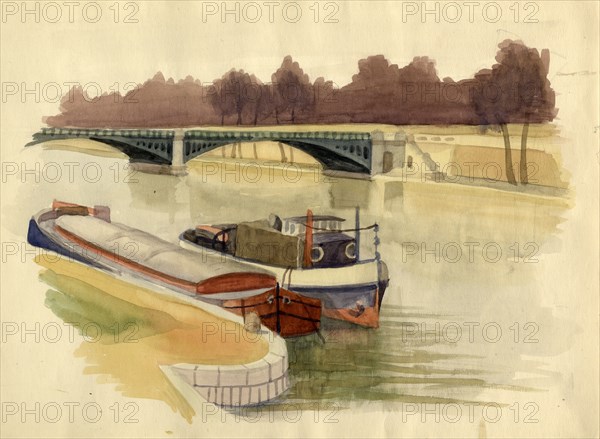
[180,209,389,328]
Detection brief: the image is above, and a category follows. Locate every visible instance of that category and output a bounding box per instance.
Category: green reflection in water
[41,269,185,343]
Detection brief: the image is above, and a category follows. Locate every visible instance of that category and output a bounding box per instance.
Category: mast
[303,209,313,268]
[355,206,360,261]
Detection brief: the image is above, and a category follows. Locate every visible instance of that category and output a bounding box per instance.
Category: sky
[1,1,597,88]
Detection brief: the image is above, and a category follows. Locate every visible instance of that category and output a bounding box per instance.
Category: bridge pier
[170,129,187,175]
[371,131,407,175]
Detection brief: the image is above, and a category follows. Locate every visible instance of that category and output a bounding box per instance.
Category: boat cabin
[183,214,358,270]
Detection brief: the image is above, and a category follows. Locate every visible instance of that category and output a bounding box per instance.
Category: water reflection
[283,307,539,407]
[126,171,185,223]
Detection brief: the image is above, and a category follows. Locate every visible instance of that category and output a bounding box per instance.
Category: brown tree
[347,55,400,90]
[312,76,338,122]
[271,56,314,124]
[495,43,555,184]
[471,40,556,185]
[250,83,275,125]
[470,68,518,185]
[209,69,255,125]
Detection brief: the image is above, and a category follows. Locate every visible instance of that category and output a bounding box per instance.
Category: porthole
[311,246,324,263]
[345,242,357,259]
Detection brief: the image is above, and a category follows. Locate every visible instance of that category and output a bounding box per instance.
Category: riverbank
[34,255,288,420]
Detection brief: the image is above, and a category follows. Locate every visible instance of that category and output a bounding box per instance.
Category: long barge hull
[28,208,321,338]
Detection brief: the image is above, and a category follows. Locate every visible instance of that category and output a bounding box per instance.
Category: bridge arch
[27,128,174,165]
[183,130,372,173]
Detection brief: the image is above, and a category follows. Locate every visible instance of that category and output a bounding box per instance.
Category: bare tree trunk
[499,123,518,186]
[520,122,529,185]
[278,142,287,162]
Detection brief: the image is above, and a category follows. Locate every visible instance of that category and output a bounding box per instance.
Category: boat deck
[54,215,273,284]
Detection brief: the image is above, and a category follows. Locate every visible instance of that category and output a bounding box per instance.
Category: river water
[1,140,574,421]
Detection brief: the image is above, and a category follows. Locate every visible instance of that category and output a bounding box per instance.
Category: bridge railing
[38,127,175,138]
[184,130,371,141]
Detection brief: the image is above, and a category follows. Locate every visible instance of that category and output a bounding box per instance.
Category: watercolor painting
[1,2,598,438]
